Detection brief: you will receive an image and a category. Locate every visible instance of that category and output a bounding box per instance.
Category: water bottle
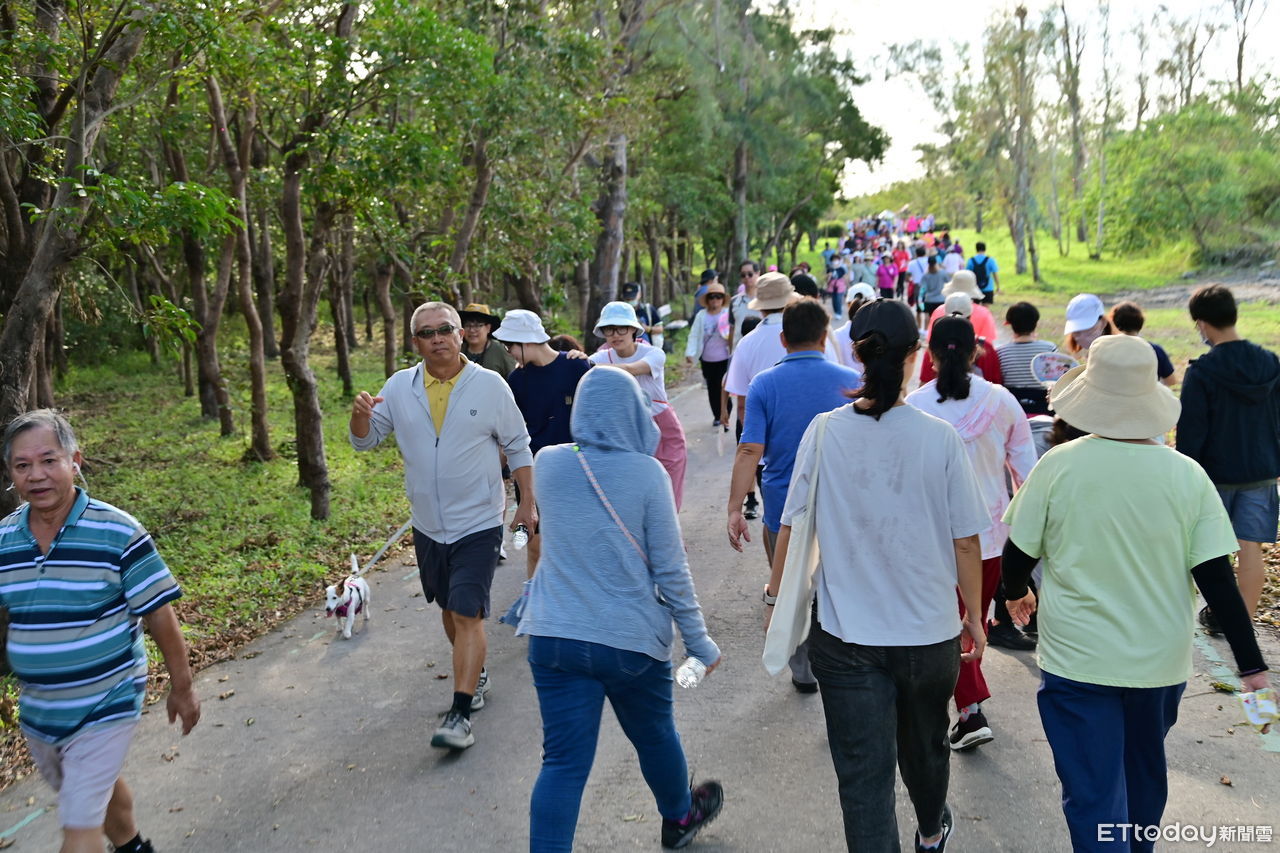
[675,657,707,689]
[511,524,529,550]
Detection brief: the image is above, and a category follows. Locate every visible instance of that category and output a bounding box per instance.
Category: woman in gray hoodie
[519,366,722,852]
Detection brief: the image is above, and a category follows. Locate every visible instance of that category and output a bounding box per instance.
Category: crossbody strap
[575,446,648,566]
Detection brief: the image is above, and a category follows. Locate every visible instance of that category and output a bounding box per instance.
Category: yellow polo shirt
[423,358,468,435]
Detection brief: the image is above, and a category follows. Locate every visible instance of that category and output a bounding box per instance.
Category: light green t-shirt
[1003,436,1238,688]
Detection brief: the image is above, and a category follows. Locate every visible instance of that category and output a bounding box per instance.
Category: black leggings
[700,358,729,421]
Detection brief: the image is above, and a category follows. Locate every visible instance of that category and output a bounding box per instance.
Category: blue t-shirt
[742,352,862,531]
[967,254,999,292]
[507,353,591,456]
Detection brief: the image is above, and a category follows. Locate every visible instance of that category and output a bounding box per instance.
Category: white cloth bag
[762,412,829,676]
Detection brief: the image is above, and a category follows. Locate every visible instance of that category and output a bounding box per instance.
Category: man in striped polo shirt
[0,410,200,853]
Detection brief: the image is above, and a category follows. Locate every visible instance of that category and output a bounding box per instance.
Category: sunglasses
[740,271,756,278]
[414,324,458,340]
[706,294,725,300]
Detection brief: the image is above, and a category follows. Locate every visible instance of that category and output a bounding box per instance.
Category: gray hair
[3,409,80,469]
[410,301,462,333]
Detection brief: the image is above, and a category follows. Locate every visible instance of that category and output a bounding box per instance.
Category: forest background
[0,0,1277,783]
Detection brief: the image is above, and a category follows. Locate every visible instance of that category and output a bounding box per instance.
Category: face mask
[1196,323,1211,346]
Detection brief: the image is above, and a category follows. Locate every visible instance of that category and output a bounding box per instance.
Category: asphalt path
[0,369,1277,852]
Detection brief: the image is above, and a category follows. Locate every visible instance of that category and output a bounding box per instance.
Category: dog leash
[350,518,413,577]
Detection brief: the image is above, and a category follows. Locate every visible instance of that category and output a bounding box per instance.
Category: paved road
[0,376,1277,852]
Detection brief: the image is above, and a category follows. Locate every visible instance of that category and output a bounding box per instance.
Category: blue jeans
[832,290,845,319]
[527,636,691,853]
[1038,671,1185,852]
[808,624,959,852]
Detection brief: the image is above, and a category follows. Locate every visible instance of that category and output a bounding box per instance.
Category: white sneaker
[471,668,491,711]
[431,710,474,750]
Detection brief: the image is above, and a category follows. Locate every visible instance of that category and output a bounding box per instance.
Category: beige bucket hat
[748,272,799,311]
[1049,333,1181,439]
[942,270,983,301]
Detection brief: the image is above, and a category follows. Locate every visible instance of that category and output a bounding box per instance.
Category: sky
[783,0,1280,199]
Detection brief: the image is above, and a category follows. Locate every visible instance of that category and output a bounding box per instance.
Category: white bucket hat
[593,301,645,337]
[493,309,550,344]
[848,283,877,303]
[1049,333,1181,439]
[1064,293,1105,334]
[942,270,983,300]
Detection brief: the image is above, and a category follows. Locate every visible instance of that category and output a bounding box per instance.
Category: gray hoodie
[518,367,719,664]
[349,360,533,543]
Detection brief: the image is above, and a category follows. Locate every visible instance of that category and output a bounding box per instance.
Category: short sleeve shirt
[1003,437,1239,687]
[589,343,668,415]
[507,353,591,456]
[0,489,182,743]
[782,405,989,646]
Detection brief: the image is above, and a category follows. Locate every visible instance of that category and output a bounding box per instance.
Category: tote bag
[762,412,829,676]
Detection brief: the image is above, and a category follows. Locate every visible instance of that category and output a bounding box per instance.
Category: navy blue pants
[527,636,691,852]
[1038,671,1185,852]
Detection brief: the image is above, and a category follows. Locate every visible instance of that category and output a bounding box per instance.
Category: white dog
[325,574,371,639]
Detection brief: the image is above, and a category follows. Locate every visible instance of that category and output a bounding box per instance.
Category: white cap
[1064,293,1105,334]
[493,309,549,344]
[943,293,973,318]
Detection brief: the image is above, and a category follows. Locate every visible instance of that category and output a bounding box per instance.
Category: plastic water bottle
[675,657,707,689]
[511,524,529,550]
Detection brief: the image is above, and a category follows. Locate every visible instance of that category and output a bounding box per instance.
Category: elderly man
[460,303,517,379]
[350,301,536,751]
[0,410,200,853]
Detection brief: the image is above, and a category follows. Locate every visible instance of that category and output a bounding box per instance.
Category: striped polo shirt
[0,489,181,744]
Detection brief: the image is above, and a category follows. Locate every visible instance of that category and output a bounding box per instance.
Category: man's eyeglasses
[414,324,457,340]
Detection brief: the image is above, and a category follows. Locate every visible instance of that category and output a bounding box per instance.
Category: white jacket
[350,360,533,544]
[684,308,730,360]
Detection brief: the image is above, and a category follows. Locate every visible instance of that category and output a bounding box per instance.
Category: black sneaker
[915,803,953,852]
[661,780,724,849]
[1198,605,1223,636]
[791,678,819,694]
[743,496,759,521]
[948,711,993,751]
[987,621,1036,651]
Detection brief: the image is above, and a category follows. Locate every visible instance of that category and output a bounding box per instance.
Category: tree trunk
[251,203,279,359]
[446,133,493,303]
[509,272,544,315]
[374,261,396,377]
[585,132,628,346]
[126,259,160,363]
[341,220,358,349]
[732,139,748,263]
[646,224,662,306]
[574,261,590,346]
[1028,225,1042,283]
[330,261,354,398]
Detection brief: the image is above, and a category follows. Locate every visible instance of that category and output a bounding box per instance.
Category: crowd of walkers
[0,214,1276,852]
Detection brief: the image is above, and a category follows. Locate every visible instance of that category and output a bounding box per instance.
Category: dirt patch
[1108,264,1280,310]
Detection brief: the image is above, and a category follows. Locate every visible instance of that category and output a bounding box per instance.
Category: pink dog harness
[331,578,365,618]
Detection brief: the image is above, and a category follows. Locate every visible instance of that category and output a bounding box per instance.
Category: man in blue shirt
[725,299,861,691]
[966,241,1001,304]
[494,309,591,578]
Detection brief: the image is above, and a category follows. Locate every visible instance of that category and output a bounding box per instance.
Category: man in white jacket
[350,301,536,751]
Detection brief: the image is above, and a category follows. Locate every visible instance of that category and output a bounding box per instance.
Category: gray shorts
[413,526,502,617]
[1216,481,1279,544]
[26,721,137,829]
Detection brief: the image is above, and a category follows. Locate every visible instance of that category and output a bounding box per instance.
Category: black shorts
[980,290,995,305]
[413,526,502,617]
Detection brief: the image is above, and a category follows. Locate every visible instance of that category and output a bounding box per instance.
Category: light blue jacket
[518,367,719,665]
[349,360,532,544]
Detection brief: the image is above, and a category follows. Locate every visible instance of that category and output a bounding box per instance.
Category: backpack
[971,256,991,291]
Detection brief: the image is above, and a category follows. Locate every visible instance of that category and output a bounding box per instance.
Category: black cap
[621,282,641,298]
[790,273,819,298]
[849,299,919,349]
[699,268,719,285]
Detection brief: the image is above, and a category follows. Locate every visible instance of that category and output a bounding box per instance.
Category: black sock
[113,835,148,853]
[451,691,473,719]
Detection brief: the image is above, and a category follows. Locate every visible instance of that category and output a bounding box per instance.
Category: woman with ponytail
[767,300,989,851]
[907,317,1037,754]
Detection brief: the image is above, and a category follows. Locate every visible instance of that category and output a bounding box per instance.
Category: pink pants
[653,406,687,510]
